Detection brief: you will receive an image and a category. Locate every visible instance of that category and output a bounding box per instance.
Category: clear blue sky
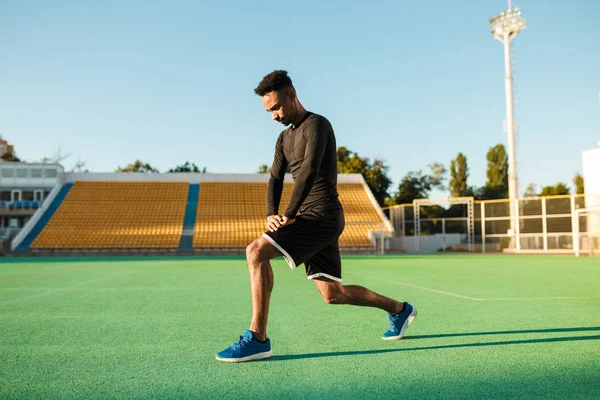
[2,0,599,195]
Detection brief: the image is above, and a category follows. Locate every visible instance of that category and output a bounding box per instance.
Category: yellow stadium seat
[31,181,188,250]
[193,182,390,249]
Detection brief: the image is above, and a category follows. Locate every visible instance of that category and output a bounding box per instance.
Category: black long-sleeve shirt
[267,112,340,219]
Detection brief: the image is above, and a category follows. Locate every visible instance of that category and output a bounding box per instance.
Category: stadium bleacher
[193,182,293,249]
[193,182,388,249]
[18,176,390,253]
[30,181,188,249]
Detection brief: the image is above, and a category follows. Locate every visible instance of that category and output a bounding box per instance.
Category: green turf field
[1,255,599,399]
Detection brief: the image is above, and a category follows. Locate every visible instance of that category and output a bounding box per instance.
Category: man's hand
[266,215,283,232]
[280,216,296,227]
[266,215,296,232]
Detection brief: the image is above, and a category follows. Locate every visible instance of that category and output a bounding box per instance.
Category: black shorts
[263,209,345,282]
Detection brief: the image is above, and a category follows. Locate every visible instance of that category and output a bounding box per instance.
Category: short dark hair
[254,70,293,96]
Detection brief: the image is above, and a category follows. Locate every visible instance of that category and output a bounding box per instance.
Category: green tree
[480,144,508,199]
[363,159,393,206]
[539,183,570,196]
[168,162,205,173]
[523,183,537,197]
[116,160,159,173]
[1,152,21,162]
[573,173,584,194]
[336,146,353,168]
[337,147,368,174]
[428,162,447,188]
[448,152,470,197]
[388,171,432,205]
[386,162,447,206]
[336,147,392,206]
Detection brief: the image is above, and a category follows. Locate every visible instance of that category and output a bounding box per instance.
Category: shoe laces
[231,335,251,350]
[388,313,399,332]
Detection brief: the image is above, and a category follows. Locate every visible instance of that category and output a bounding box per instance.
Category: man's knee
[246,238,273,264]
[245,240,261,263]
[321,285,346,305]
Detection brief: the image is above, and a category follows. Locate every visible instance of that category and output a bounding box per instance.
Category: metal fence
[385,194,600,254]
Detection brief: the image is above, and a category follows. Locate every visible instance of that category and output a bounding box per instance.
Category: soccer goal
[413,197,475,253]
[574,207,600,256]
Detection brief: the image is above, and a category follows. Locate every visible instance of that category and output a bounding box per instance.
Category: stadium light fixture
[488,2,526,249]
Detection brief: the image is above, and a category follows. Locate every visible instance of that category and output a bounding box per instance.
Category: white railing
[11,183,64,251]
[386,194,600,254]
[574,207,600,257]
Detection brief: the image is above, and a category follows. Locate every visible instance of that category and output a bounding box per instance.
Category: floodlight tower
[488,1,526,246]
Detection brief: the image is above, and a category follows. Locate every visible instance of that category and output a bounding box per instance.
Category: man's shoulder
[306,112,330,124]
[303,113,333,133]
[277,127,290,140]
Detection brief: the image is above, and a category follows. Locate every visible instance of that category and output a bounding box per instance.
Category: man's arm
[283,119,329,219]
[266,133,287,217]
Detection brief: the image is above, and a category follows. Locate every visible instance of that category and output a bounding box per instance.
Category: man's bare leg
[312,277,416,340]
[245,236,281,341]
[313,278,404,315]
[215,236,281,362]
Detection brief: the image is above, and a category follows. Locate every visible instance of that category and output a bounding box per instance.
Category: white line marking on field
[355,274,599,302]
[359,275,483,301]
[0,271,135,306]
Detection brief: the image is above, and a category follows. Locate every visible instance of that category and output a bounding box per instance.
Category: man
[216,70,416,363]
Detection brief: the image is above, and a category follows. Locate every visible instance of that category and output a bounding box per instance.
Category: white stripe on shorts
[262,234,297,269]
[307,273,342,283]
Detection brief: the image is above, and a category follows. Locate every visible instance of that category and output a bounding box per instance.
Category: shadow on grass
[270,328,600,361]
[404,326,600,340]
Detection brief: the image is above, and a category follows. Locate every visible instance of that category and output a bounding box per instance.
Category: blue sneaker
[215,330,272,362]
[382,302,417,340]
